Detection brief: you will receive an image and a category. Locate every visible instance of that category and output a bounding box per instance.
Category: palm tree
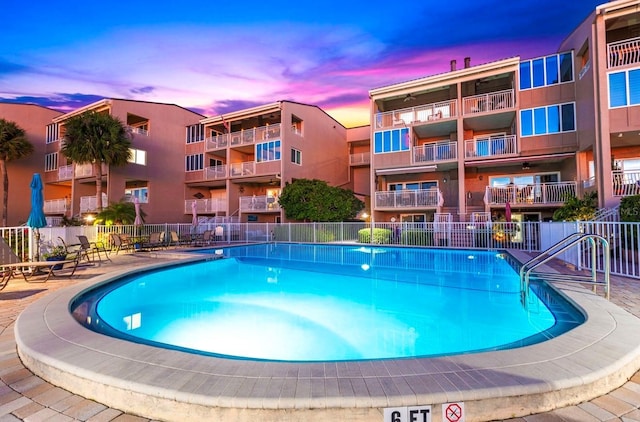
[95,200,145,225]
[61,111,132,211]
[0,118,34,226]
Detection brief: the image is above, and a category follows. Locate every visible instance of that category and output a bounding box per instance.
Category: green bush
[401,229,433,246]
[620,195,640,222]
[358,228,391,244]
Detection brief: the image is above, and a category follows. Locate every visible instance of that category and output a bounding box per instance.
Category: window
[519,52,573,90]
[389,181,437,190]
[128,148,147,165]
[209,158,222,167]
[256,140,281,162]
[46,123,59,144]
[186,124,204,144]
[609,68,640,108]
[520,103,576,137]
[291,115,303,135]
[374,128,410,153]
[125,187,148,203]
[45,153,58,172]
[185,154,203,171]
[291,148,301,165]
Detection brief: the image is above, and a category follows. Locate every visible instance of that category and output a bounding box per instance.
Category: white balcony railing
[239,195,281,212]
[608,37,640,68]
[375,189,442,209]
[204,165,228,180]
[484,182,577,205]
[185,198,227,214]
[205,124,281,151]
[58,165,74,181]
[613,170,640,197]
[350,152,370,165]
[462,89,514,115]
[229,161,256,177]
[80,194,108,213]
[75,163,108,178]
[375,100,457,129]
[413,141,457,164]
[43,199,68,214]
[128,126,149,136]
[465,135,517,159]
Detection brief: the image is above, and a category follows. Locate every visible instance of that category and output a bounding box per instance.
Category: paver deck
[1,249,639,421]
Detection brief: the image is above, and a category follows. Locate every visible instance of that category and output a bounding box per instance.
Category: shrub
[401,229,433,246]
[358,228,391,244]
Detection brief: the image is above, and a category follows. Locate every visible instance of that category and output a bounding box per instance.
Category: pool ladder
[520,233,610,306]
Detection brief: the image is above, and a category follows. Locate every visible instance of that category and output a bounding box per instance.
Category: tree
[0,118,34,226]
[552,191,597,221]
[61,111,132,211]
[95,200,145,225]
[278,178,364,222]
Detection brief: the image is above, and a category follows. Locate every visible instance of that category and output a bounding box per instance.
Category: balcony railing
[75,163,108,178]
[484,182,576,205]
[375,100,457,130]
[205,124,281,151]
[608,37,640,68]
[239,195,281,212]
[350,152,370,165]
[229,161,256,177]
[185,198,227,214]
[58,165,73,181]
[80,194,108,213]
[465,135,517,159]
[375,189,442,209]
[613,170,640,197]
[43,199,68,214]
[205,133,229,150]
[462,89,514,115]
[128,126,149,136]
[204,165,228,180]
[413,141,457,164]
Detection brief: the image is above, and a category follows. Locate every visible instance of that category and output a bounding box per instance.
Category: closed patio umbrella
[191,201,198,233]
[133,197,143,226]
[26,173,47,261]
[505,201,512,222]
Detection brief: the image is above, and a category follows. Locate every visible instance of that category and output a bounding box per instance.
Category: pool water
[72,244,584,362]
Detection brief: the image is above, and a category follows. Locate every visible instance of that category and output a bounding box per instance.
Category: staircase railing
[520,233,610,304]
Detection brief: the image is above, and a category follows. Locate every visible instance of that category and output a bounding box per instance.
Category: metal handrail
[520,233,610,303]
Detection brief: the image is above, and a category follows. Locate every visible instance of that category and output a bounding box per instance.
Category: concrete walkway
[0,252,639,421]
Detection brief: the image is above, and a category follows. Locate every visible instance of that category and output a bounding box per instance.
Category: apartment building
[367,0,640,225]
[184,101,349,223]
[560,0,640,208]
[43,99,204,223]
[0,103,62,226]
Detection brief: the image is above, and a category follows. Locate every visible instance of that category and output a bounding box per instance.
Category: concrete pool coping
[14,253,640,422]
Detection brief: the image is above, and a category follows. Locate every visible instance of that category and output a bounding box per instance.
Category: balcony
[185,198,227,214]
[462,90,514,115]
[608,37,640,68]
[239,195,281,213]
[229,124,281,148]
[613,170,640,197]
[128,126,149,136]
[465,135,517,160]
[58,165,73,181]
[413,141,457,164]
[375,100,458,130]
[375,189,442,210]
[80,194,108,213]
[230,161,256,177]
[484,182,576,206]
[350,152,370,166]
[204,165,228,180]
[75,163,108,179]
[205,133,229,151]
[43,199,68,214]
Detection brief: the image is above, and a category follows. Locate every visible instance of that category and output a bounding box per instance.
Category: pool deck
[2,249,640,421]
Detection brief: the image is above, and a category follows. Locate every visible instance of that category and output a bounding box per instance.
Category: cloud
[130,86,155,94]
[0,93,104,111]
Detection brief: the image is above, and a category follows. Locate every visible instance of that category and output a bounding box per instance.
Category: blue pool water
[72,244,584,362]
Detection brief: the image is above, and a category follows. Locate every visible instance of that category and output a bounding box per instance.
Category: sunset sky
[1,1,604,127]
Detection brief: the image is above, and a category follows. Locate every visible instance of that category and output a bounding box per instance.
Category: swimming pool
[71,244,584,362]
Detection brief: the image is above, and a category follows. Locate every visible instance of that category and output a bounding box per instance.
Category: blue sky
[1,0,604,127]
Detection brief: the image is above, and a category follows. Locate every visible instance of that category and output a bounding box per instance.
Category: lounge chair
[110,233,132,254]
[142,232,165,251]
[0,238,80,289]
[77,235,111,263]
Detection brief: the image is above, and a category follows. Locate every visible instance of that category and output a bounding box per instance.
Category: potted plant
[43,246,68,269]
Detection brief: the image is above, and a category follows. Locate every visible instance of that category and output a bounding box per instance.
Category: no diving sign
[443,402,465,422]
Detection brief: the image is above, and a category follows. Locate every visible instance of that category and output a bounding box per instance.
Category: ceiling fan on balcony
[403,93,417,102]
